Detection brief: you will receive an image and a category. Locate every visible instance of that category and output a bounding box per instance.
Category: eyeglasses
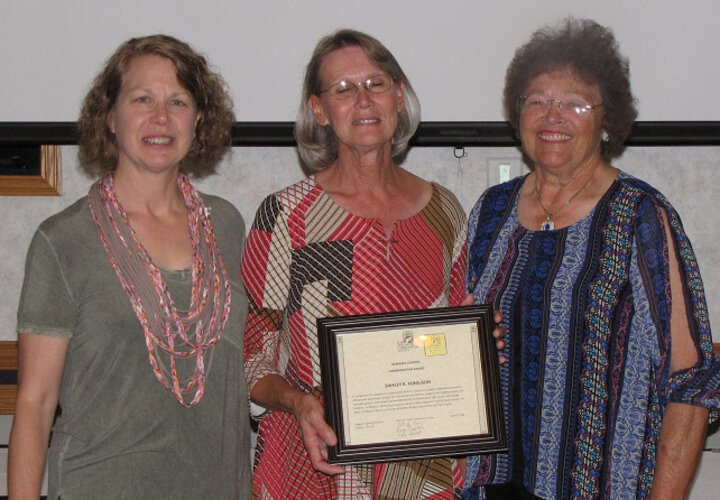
[519,96,603,117]
[319,74,395,100]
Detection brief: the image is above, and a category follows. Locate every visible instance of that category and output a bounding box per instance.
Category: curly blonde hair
[78,34,234,177]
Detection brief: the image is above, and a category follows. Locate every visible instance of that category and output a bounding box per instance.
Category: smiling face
[519,69,605,176]
[107,54,198,176]
[308,46,404,158]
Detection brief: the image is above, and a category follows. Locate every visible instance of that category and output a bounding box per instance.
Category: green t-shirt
[17,193,251,499]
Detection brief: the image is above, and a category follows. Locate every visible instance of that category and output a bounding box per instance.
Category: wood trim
[0,145,62,196]
[0,341,18,370]
[0,341,18,415]
[0,385,17,415]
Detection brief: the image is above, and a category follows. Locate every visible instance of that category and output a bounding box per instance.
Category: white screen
[3,1,718,122]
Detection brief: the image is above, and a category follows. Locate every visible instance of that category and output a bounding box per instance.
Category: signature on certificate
[396,418,425,438]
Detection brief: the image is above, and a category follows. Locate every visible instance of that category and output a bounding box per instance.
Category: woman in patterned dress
[242,29,502,499]
[465,18,720,499]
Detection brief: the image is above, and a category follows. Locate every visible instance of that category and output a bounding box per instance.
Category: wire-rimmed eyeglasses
[519,96,603,117]
[319,74,395,100]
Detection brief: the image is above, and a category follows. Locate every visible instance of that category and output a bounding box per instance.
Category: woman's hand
[461,294,507,363]
[250,375,345,476]
[291,393,346,475]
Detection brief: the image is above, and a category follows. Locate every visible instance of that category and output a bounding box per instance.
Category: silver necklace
[534,175,592,231]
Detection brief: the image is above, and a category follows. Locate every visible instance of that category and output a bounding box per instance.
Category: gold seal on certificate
[317,305,506,464]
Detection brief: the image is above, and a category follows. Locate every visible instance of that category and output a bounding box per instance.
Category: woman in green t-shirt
[8,35,251,499]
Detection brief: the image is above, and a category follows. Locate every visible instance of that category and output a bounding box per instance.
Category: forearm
[650,402,708,499]
[9,333,67,498]
[8,399,55,499]
[250,373,307,414]
[250,373,344,474]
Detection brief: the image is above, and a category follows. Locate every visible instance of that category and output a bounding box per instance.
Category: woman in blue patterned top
[465,18,720,499]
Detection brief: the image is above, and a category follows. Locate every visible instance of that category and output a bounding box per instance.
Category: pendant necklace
[534,174,592,231]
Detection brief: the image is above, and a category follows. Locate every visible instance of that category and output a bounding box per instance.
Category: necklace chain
[534,174,592,231]
[88,174,231,407]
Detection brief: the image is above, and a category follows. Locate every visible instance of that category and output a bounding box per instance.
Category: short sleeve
[635,189,720,420]
[17,228,76,338]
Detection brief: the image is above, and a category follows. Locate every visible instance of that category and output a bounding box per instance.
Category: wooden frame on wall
[0,145,62,196]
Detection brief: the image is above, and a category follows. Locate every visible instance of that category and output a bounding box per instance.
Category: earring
[601,130,610,142]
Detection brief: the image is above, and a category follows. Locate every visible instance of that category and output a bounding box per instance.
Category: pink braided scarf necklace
[88,173,231,407]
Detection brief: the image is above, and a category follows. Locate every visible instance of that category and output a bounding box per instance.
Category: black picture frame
[317,305,506,465]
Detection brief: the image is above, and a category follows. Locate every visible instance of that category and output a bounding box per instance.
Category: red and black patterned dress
[242,176,467,499]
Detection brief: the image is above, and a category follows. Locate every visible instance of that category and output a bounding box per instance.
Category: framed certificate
[317,305,506,464]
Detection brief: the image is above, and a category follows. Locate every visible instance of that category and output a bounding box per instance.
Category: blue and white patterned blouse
[464,172,720,499]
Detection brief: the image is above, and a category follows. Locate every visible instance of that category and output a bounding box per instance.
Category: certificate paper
[318,305,506,464]
[337,322,486,445]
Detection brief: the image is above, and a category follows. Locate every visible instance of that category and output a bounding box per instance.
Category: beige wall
[2,145,719,341]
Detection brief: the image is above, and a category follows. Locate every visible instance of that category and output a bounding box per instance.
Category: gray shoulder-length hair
[295,29,421,171]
